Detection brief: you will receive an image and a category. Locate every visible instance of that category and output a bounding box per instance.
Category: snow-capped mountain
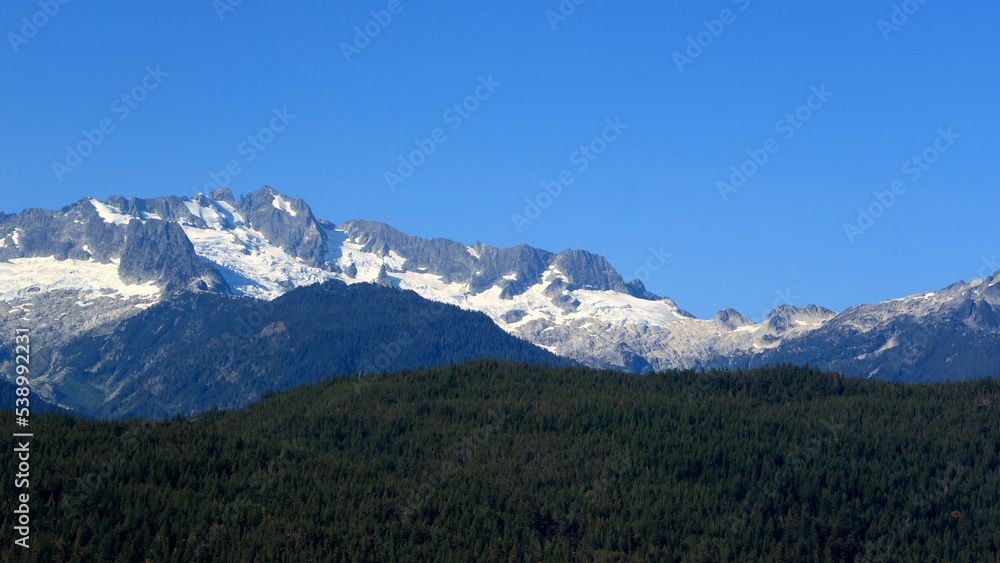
[746,271,1000,382]
[3,186,999,390]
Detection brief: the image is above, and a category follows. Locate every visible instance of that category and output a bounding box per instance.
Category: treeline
[1,361,998,561]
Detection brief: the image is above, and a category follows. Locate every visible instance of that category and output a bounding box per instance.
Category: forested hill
[2,361,998,561]
[44,280,571,419]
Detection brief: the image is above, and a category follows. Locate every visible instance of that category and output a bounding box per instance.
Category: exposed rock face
[625,279,662,301]
[105,195,204,226]
[238,187,328,267]
[501,310,528,324]
[210,187,236,205]
[715,309,753,330]
[747,275,1000,381]
[374,265,394,288]
[0,199,124,264]
[0,196,231,296]
[337,220,656,300]
[118,220,229,294]
[552,249,630,293]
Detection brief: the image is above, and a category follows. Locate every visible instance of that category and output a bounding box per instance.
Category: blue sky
[2,0,998,319]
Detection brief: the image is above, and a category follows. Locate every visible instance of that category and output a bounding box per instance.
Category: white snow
[874,335,899,354]
[272,194,298,216]
[180,197,337,300]
[467,246,480,259]
[383,250,407,271]
[89,199,135,226]
[214,200,247,226]
[183,199,239,231]
[321,227,347,265]
[328,241,686,332]
[0,257,160,302]
[11,230,21,246]
[88,199,168,226]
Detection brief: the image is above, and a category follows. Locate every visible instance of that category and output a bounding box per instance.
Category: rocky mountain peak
[625,279,662,301]
[235,187,326,266]
[209,187,236,205]
[118,219,229,294]
[715,308,753,330]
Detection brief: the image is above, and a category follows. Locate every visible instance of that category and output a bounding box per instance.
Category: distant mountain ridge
[746,271,1000,382]
[36,281,570,418]
[2,186,999,399]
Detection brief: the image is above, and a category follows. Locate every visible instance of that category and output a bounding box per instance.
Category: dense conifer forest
[2,361,998,561]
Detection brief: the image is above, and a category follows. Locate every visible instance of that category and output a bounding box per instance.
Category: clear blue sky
[2,0,998,319]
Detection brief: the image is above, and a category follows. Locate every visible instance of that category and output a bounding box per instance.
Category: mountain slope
[41,280,570,418]
[747,271,1000,382]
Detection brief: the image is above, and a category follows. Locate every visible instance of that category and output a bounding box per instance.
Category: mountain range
[2,186,998,415]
